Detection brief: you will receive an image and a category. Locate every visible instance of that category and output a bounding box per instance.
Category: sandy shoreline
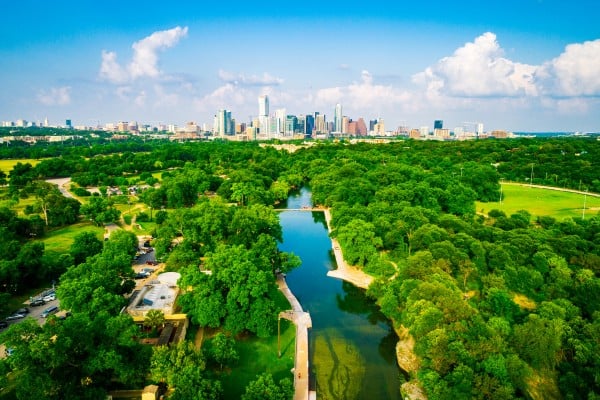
[323,209,374,290]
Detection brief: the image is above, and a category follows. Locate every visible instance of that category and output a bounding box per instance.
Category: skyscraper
[258,95,269,117]
[258,95,269,135]
[334,103,342,133]
[434,120,443,130]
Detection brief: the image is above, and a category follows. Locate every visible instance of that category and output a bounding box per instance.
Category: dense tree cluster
[291,142,600,399]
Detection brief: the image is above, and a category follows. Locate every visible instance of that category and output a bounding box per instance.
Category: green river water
[278,187,402,400]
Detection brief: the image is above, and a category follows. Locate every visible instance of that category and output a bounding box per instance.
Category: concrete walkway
[276,274,314,400]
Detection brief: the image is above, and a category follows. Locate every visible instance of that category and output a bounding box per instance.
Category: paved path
[45,177,74,198]
[276,274,313,400]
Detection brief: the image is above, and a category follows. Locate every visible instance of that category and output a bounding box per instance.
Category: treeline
[290,142,600,399]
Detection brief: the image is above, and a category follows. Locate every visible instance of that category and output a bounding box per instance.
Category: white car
[42,294,56,302]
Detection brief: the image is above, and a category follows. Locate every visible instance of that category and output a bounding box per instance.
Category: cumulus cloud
[218,70,284,86]
[315,70,410,109]
[536,39,600,97]
[99,26,188,84]
[37,86,71,106]
[413,32,537,98]
[194,83,250,112]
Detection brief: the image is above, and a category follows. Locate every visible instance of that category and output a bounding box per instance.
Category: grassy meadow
[40,221,105,254]
[476,183,600,220]
[0,158,40,173]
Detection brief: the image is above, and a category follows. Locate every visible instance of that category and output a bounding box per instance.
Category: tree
[80,197,120,226]
[242,373,293,400]
[150,341,222,400]
[336,219,382,267]
[144,309,166,332]
[70,231,103,265]
[209,332,238,370]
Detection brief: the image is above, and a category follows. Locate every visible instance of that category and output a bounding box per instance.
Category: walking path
[46,177,74,198]
[276,275,313,400]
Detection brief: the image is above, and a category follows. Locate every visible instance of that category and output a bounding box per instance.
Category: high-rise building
[285,115,297,135]
[334,103,342,133]
[304,114,314,136]
[275,109,286,135]
[258,95,269,135]
[258,95,269,117]
[434,120,443,130]
[217,109,233,136]
[342,116,349,134]
[356,118,367,136]
[477,123,484,136]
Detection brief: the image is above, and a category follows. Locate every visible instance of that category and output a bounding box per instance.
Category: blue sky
[1,0,599,132]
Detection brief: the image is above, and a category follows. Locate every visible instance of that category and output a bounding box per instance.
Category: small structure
[126,272,188,345]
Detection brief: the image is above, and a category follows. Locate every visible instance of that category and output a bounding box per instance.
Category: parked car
[42,294,56,302]
[16,307,29,315]
[134,272,149,279]
[142,268,154,274]
[30,298,46,307]
[41,306,59,318]
[0,321,8,329]
[5,313,25,321]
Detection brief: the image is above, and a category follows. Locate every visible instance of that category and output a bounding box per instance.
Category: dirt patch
[513,293,537,310]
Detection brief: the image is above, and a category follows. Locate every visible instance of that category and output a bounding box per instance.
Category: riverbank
[322,209,374,289]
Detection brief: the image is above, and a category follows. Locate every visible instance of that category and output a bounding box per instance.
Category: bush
[72,187,91,197]
[123,215,132,225]
[136,212,150,222]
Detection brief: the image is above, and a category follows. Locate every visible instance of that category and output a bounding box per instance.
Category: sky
[1,0,599,132]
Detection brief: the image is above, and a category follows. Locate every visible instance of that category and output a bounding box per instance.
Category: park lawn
[476,184,600,220]
[0,158,40,173]
[220,289,296,399]
[40,221,105,254]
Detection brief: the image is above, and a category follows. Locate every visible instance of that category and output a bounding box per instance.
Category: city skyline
[1,1,599,132]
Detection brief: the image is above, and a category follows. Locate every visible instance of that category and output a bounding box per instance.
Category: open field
[0,158,41,173]
[40,221,105,254]
[476,183,600,220]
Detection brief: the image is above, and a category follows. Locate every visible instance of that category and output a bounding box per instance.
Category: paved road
[46,177,74,198]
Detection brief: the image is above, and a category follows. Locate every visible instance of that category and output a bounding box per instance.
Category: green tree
[70,231,103,265]
[209,332,239,370]
[80,197,121,226]
[150,341,222,400]
[241,373,293,400]
[144,309,166,332]
[336,219,382,267]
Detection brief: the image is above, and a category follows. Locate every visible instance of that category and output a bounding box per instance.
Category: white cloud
[218,70,284,86]
[37,86,71,106]
[413,32,537,98]
[99,26,188,84]
[314,70,410,109]
[536,39,600,97]
[194,83,250,112]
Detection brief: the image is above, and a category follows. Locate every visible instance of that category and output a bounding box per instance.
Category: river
[278,187,402,400]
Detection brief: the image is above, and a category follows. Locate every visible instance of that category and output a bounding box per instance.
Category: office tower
[258,95,269,135]
[356,118,367,136]
[315,114,326,133]
[258,95,269,117]
[285,115,297,135]
[369,119,377,132]
[65,119,72,129]
[334,103,342,133]
[434,120,443,130]
[304,114,314,136]
[275,109,286,135]
[342,116,349,134]
[477,123,484,136]
[217,109,233,136]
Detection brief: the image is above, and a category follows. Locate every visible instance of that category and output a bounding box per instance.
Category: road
[45,177,74,198]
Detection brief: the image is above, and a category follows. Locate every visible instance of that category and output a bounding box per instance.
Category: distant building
[334,103,342,133]
[65,119,72,129]
[434,120,443,130]
[355,118,367,136]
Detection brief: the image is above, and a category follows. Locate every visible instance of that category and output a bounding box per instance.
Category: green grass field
[0,158,40,173]
[476,183,600,220]
[40,221,105,253]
